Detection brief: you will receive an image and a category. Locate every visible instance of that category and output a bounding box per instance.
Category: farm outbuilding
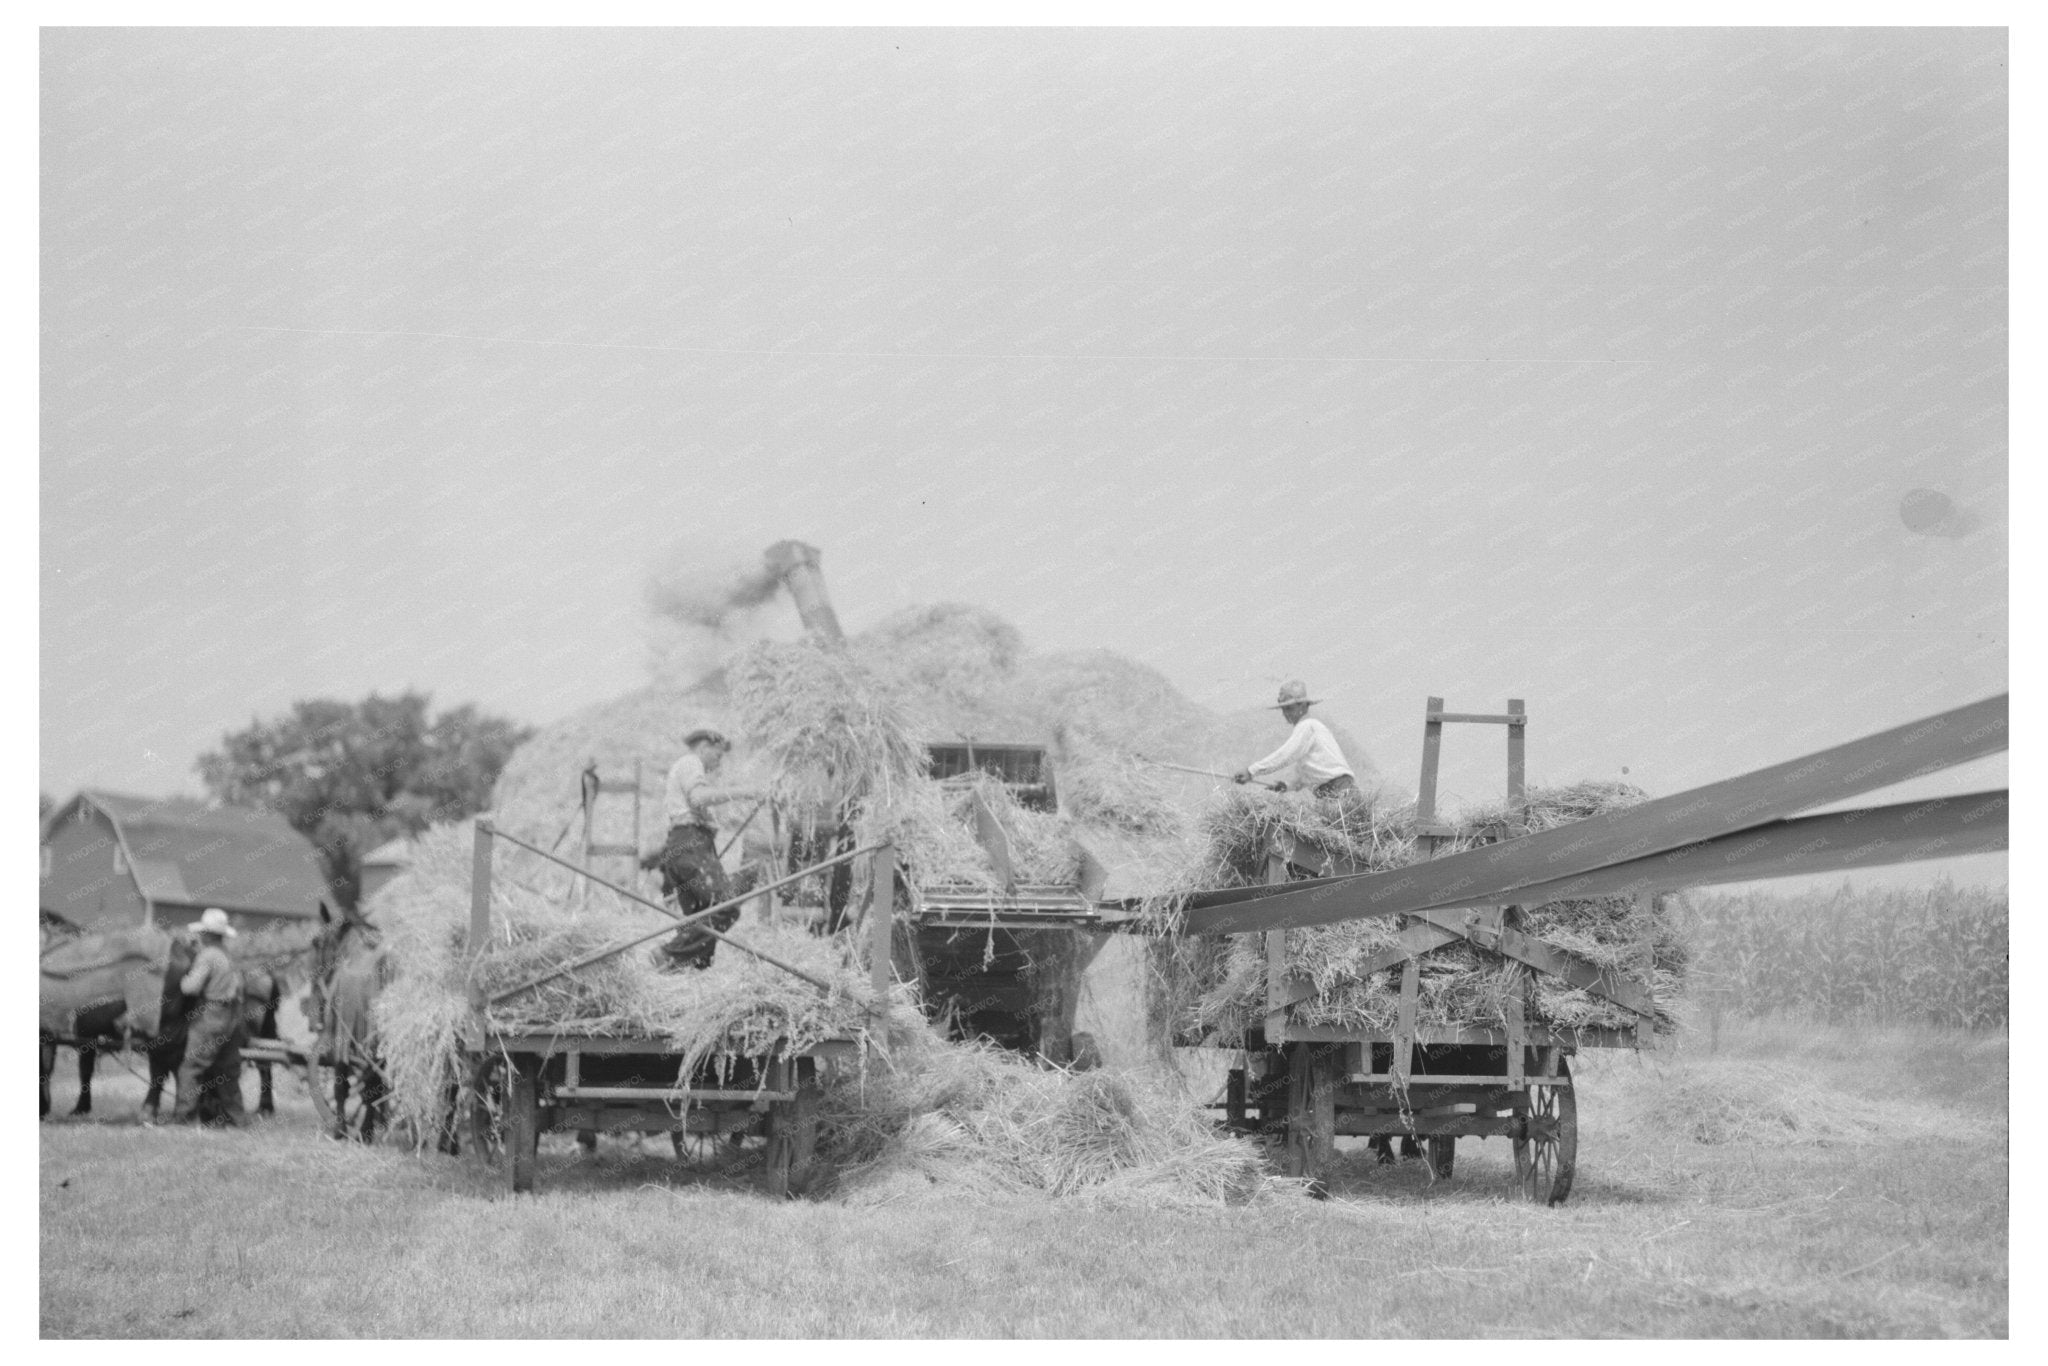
[359,836,414,905]
[39,790,328,934]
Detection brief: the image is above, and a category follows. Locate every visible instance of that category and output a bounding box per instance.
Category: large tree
[199,692,533,910]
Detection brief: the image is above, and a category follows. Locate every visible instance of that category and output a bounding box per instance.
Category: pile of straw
[1047,727,1183,835]
[852,603,1025,716]
[484,598,1375,893]
[819,1018,1306,1208]
[1148,781,1687,1043]
[368,823,883,1143]
[869,770,1119,896]
[729,636,931,824]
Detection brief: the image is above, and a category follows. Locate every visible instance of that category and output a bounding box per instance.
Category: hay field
[40,1016,2005,1338]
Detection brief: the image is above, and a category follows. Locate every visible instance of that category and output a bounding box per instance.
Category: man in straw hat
[170,907,247,1127]
[1234,680,1359,799]
[651,726,767,970]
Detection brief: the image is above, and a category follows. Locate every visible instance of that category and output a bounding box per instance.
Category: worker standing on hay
[1234,680,1359,800]
[170,908,247,1128]
[652,726,766,971]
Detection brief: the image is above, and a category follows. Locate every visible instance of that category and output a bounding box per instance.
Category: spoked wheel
[669,1130,747,1167]
[763,1103,794,1199]
[507,1056,540,1194]
[463,1053,505,1166]
[763,1068,823,1200]
[1426,1135,1456,1180]
[302,1043,384,1144]
[1282,1044,1337,1197]
[1513,1055,1577,1206]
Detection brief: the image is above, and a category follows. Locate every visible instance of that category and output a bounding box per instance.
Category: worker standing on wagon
[1234,680,1359,799]
[171,908,246,1128]
[653,727,766,971]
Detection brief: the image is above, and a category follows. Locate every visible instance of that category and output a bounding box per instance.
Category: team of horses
[39,901,384,1140]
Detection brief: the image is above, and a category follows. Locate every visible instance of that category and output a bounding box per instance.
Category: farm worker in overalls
[653,727,766,970]
[1234,680,1359,799]
[172,908,247,1127]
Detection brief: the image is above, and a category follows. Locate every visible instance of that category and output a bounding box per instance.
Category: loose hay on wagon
[453,825,884,1196]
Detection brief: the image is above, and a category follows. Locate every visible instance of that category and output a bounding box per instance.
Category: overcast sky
[40,27,2007,885]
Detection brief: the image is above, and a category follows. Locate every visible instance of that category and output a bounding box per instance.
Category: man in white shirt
[651,726,765,970]
[1234,680,1359,799]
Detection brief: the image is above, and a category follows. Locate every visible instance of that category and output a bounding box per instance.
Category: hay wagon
[1192,700,1659,1205]
[452,821,899,1196]
[1205,847,1654,1205]
[1180,693,2010,1204]
[464,1032,852,1196]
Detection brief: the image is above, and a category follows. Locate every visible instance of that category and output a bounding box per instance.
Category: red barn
[39,790,328,935]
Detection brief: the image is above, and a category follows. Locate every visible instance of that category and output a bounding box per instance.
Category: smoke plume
[644,542,796,687]
[647,553,781,628]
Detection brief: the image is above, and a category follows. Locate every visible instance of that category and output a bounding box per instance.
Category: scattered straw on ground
[819,1019,1307,1208]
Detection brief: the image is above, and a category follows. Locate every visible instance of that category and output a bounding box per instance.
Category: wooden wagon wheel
[507,1055,541,1194]
[463,1052,504,1165]
[1426,1135,1456,1180]
[757,1056,824,1198]
[1281,1044,1337,1196]
[763,1099,795,1199]
[1513,1054,1577,1206]
[302,1026,383,1144]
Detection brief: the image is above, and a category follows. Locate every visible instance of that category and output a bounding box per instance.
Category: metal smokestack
[763,540,845,645]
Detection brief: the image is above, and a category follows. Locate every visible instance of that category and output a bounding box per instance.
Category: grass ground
[39,1016,2006,1338]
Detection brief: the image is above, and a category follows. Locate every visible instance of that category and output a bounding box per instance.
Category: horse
[305,900,393,1143]
[240,965,284,1117]
[40,927,196,1123]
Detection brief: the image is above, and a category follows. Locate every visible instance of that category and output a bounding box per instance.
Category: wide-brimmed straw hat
[1268,680,1322,709]
[192,907,237,938]
[682,725,730,748]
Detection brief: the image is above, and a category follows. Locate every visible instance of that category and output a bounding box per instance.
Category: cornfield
[1675,880,2007,1031]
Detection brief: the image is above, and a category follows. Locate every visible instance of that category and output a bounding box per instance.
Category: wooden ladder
[1399,697,1529,1084]
[576,758,643,909]
[1413,696,1526,853]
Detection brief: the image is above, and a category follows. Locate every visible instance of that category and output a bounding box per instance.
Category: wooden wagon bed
[1189,893,1644,1206]
[468,1031,857,1195]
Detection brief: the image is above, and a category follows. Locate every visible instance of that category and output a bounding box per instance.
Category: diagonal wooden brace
[1272,921,1463,1012]
[1409,908,1657,1019]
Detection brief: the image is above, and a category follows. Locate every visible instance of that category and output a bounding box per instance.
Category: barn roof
[362,837,413,869]
[62,790,328,919]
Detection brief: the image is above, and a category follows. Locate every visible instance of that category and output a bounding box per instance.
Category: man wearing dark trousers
[652,727,765,970]
[172,908,246,1127]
